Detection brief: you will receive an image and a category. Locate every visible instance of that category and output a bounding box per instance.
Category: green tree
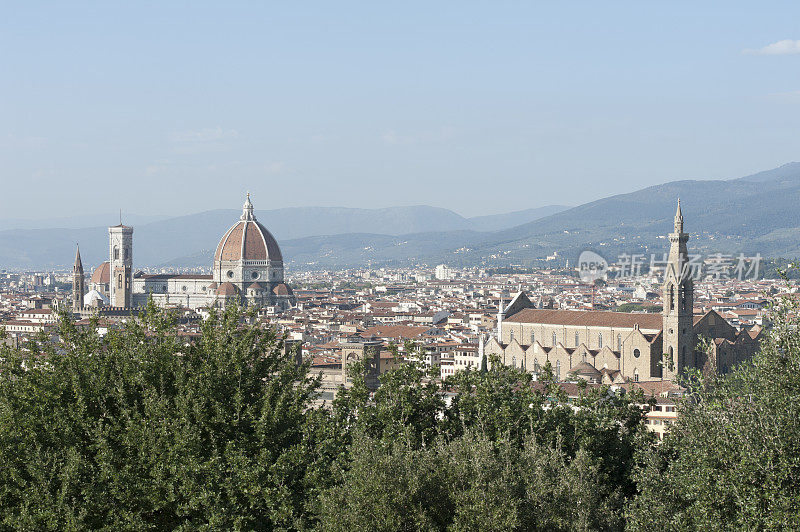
[0,302,320,530]
[627,293,800,530]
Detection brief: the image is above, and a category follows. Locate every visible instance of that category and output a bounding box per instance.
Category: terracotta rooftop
[90,261,110,284]
[504,308,663,331]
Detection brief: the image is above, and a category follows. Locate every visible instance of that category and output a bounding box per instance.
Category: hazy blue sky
[2,1,799,219]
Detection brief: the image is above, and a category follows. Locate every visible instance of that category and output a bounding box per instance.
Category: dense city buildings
[0,197,781,435]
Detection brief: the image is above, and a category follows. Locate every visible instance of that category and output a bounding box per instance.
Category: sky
[1,1,800,220]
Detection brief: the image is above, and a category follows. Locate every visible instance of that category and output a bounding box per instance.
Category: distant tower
[662,199,695,379]
[72,244,85,311]
[497,299,505,340]
[109,223,134,308]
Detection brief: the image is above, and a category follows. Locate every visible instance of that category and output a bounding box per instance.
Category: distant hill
[466,205,571,232]
[4,162,800,271]
[0,213,168,231]
[274,162,800,269]
[0,204,568,270]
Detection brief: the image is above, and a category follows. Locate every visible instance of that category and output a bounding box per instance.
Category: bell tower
[72,244,85,311]
[661,199,695,379]
[109,223,134,308]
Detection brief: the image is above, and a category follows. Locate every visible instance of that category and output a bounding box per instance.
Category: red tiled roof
[272,283,293,296]
[505,308,662,330]
[361,325,433,340]
[90,261,110,284]
[214,282,239,296]
[215,220,282,262]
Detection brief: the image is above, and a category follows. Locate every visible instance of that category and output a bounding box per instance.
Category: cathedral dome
[90,261,110,284]
[214,194,283,263]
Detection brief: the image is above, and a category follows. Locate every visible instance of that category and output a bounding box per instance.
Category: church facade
[483,201,762,382]
[74,194,295,313]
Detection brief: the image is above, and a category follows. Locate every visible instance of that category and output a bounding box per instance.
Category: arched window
[552,331,557,346]
[511,355,516,368]
[113,246,119,260]
[123,247,129,260]
[575,331,579,346]
[597,333,603,349]
[556,360,561,380]
[117,274,122,289]
[509,330,514,343]
[633,370,639,382]
[530,331,535,344]
[617,334,622,351]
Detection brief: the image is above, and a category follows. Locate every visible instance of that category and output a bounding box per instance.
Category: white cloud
[170,126,239,143]
[743,39,800,55]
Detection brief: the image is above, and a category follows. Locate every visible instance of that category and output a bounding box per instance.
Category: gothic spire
[674,198,684,233]
[74,243,83,273]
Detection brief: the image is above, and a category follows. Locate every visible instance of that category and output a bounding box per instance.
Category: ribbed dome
[214,194,283,262]
[90,261,110,284]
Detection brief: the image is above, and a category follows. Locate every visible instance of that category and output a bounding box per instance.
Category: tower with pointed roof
[72,244,85,311]
[661,199,695,379]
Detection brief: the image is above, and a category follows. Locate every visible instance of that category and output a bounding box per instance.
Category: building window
[598,333,603,349]
[634,370,639,382]
[509,330,514,343]
[227,271,234,278]
[123,247,129,260]
[633,348,640,358]
[617,334,622,351]
[552,331,557,346]
[556,360,561,380]
[530,331,535,344]
[251,271,259,279]
[117,274,122,289]
[575,331,579,346]
[113,247,119,260]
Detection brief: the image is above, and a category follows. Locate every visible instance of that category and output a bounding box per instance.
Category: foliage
[627,292,800,530]
[0,301,319,530]
[614,303,661,314]
[7,291,800,530]
[316,355,652,531]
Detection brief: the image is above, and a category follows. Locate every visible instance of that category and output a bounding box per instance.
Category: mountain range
[2,162,800,272]
[0,204,568,270]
